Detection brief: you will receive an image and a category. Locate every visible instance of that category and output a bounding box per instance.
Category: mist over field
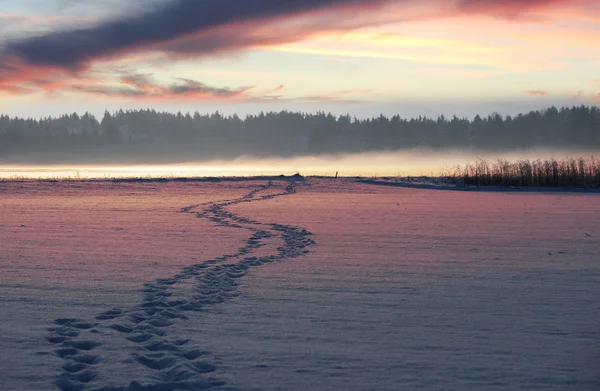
[2,148,599,179]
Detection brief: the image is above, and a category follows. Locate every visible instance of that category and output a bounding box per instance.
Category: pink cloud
[571,91,584,100]
[525,90,548,96]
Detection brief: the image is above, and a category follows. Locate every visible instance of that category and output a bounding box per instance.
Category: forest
[0,105,598,163]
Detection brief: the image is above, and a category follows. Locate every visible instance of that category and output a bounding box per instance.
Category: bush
[446,156,600,188]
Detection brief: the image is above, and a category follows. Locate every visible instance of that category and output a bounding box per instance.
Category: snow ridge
[44,180,315,391]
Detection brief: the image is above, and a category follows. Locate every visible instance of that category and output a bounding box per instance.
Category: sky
[0,0,599,119]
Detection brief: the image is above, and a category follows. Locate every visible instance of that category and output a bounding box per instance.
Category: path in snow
[43,180,315,391]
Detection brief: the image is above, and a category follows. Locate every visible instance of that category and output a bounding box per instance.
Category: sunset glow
[0,0,598,118]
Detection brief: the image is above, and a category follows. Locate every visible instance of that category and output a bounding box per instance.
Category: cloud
[0,0,598,96]
[525,89,548,96]
[3,1,597,67]
[0,0,392,95]
[82,77,367,103]
[66,74,253,101]
[298,95,366,103]
[571,90,584,100]
[263,87,372,103]
[455,0,582,17]
[1,0,390,69]
[0,83,36,95]
[0,12,96,38]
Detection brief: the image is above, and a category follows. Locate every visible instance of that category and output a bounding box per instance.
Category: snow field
[1,178,599,390]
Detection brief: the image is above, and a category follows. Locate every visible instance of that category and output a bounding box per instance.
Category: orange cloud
[454,0,592,18]
[571,91,584,100]
[525,90,548,96]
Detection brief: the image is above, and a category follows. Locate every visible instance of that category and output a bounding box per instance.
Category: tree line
[0,105,598,163]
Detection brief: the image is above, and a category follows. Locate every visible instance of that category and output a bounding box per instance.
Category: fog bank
[2,149,598,179]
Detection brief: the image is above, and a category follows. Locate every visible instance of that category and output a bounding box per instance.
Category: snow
[1,178,599,390]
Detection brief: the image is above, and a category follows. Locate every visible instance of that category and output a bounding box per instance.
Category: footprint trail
[44,180,315,391]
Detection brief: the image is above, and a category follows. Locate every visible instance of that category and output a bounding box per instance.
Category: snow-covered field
[1,178,599,391]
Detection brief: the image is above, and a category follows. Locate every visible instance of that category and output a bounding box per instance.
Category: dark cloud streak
[1,0,389,69]
[5,0,594,69]
[69,74,252,100]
